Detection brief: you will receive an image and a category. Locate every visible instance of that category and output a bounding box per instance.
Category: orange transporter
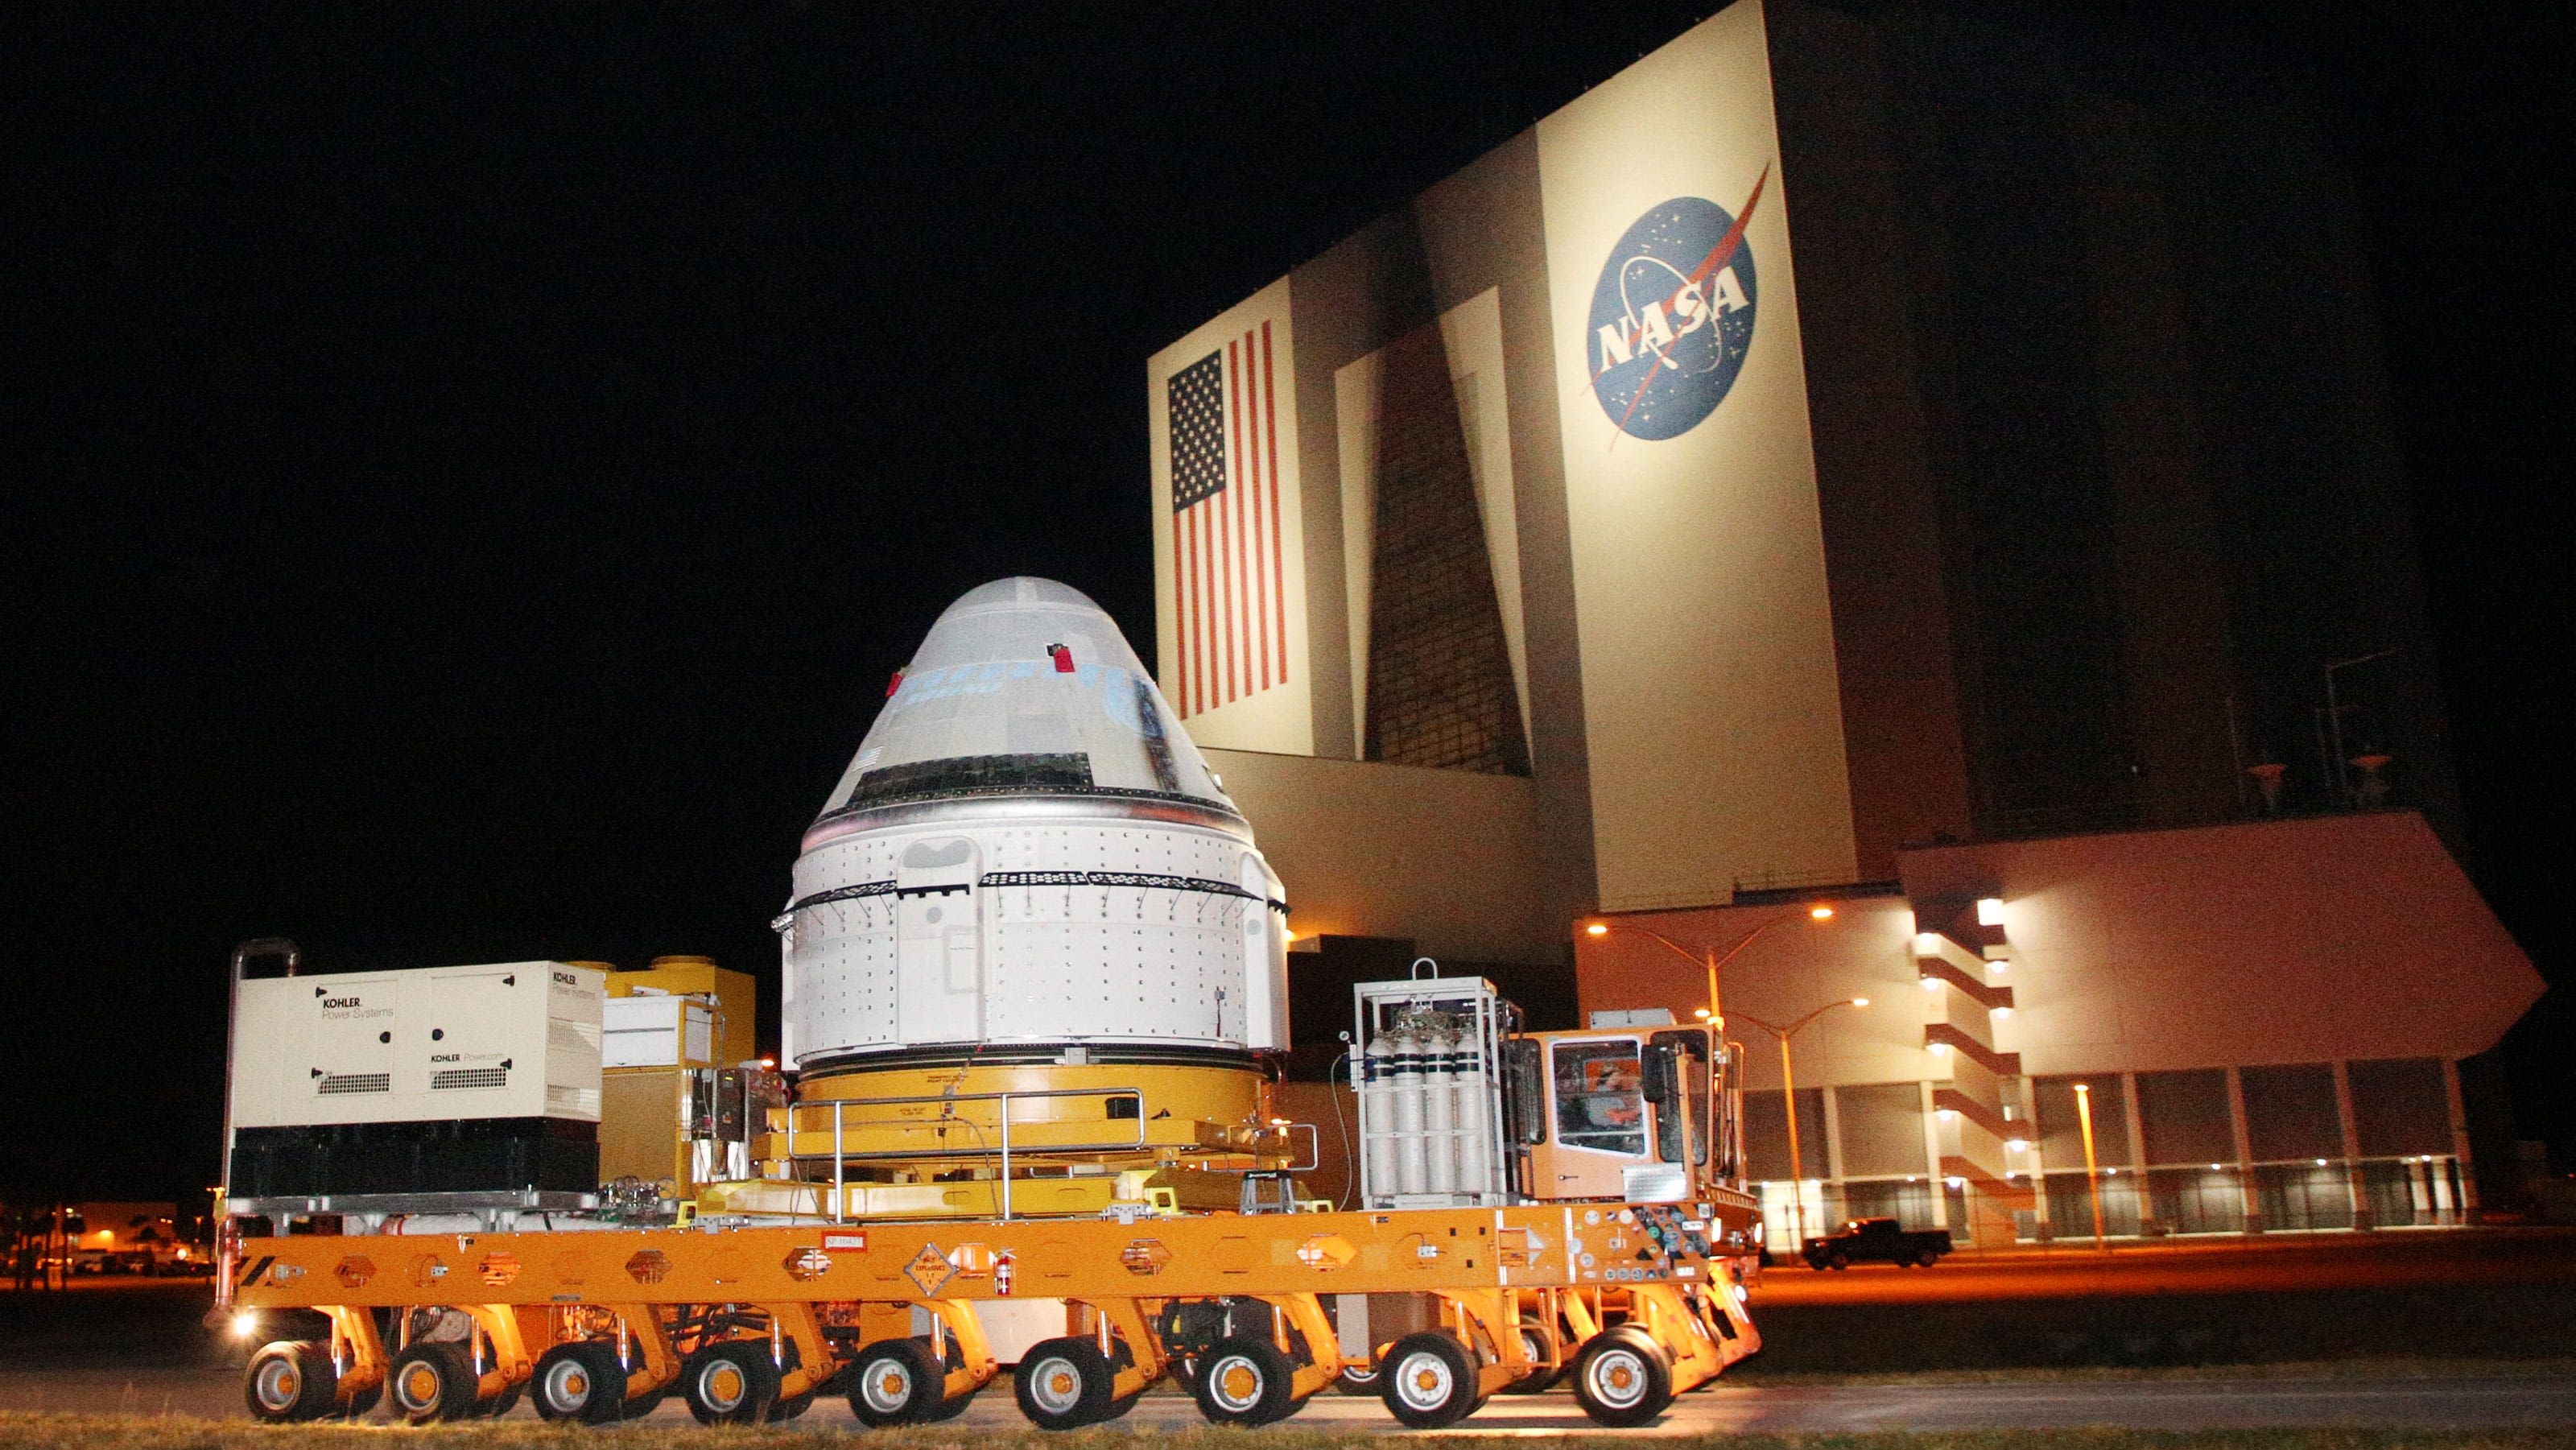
[220,963,1766,1431]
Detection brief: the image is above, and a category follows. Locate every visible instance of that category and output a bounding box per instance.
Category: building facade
[1145,1,2539,1242]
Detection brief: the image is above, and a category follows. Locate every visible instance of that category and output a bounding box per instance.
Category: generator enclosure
[225,962,606,1203]
[229,961,605,1128]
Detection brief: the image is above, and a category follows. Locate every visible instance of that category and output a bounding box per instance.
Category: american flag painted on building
[1166,320,1287,719]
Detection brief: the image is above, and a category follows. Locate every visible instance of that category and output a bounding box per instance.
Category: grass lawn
[1725,1358,2576,1386]
[2,1419,2572,1450]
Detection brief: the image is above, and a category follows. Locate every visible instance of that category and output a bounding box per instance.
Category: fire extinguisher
[993,1250,1016,1298]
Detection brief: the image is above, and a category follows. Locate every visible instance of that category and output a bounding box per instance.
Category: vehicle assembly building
[1146,0,2542,1247]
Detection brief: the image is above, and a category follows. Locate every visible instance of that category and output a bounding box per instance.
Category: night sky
[6,2,2568,1201]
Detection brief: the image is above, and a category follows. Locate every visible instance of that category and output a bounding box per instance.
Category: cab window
[1649,1029,1714,1165]
[1552,1039,1645,1155]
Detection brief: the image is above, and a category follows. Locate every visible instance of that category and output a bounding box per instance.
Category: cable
[1327,1047,1356,1210]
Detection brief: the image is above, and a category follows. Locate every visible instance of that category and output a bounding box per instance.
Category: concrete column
[2120,1072,2153,1235]
[1918,1079,1950,1231]
[2018,1076,2051,1240]
[2442,1057,2479,1217]
[2226,1066,2260,1235]
[2332,1060,2370,1229]
[1821,1084,1848,1182]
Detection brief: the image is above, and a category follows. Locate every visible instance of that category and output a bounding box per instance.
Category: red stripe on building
[1245,327,1269,690]
[1262,320,1286,684]
[1183,488,1201,716]
[1179,504,1195,716]
[1234,329,1256,694]
[1220,342,1240,704]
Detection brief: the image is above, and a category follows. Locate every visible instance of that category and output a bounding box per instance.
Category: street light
[2073,1082,2107,1251]
[1583,903,1833,1025]
[1732,996,1870,1253]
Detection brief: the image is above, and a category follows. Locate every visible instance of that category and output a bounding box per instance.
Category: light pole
[1583,903,1835,1026]
[1732,997,1870,1254]
[2073,1081,2106,1251]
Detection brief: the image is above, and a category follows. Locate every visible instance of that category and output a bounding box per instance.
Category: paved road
[9,1364,2573,1433]
[1753,1227,2576,1307]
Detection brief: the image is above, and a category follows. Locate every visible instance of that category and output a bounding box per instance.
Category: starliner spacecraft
[774,577,1292,1165]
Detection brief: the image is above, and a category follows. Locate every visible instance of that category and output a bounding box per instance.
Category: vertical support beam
[1820,1084,1847,1183]
[2443,1057,2479,1217]
[2226,1066,2260,1235]
[1918,1080,1950,1232]
[2120,1073,2152,1235]
[2018,1076,2050,1239]
[2332,1060,2370,1229]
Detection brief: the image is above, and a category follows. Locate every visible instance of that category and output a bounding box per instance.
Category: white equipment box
[228,961,605,1129]
[601,992,720,1069]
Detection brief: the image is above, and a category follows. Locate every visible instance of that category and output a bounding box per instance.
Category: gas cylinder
[1361,1030,1401,1202]
[1420,1014,1459,1196]
[1390,1014,1428,1197]
[1451,1017,1491,1198]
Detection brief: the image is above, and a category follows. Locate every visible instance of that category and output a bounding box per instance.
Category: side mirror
[1641,1043,1681,1110]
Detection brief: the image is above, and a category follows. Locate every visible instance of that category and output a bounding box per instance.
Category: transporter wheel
[681,1341,780,1426]
[848,1338,943,1427]
[770,1390,815,1422]
[923,1386,980,1423]
[1191,1336,1297,1426]
[1378,1330,1480,1430]
[1915,1249,1942,1268]
[387,1344,478,1424]
[1333,1361,1381,1396]
[342,1381,383,1419]
[1827,1249,1851,1270]
[1502,1317,1560,1394]
[1013,1336,1113,1430]
[532,1342,628,1425]
[618,1387,667,1421]
[480,1378,523,1419]
[244,1341,337,1423]
[1572,1325,1674,1427]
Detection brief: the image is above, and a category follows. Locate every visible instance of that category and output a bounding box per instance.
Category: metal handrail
[807,1087,1149,1223]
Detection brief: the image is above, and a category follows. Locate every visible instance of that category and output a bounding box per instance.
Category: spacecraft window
[1552,1038,1646,1156]
[849,752,1093,808]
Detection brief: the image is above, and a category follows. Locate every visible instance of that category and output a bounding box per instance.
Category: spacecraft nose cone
[811,576,1231,830]
[782,576,1286,1070]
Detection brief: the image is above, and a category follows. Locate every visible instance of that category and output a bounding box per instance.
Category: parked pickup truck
[1802,1217,1952,1269]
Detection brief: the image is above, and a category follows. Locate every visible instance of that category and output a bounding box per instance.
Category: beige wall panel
[1203,746,1558,963]
[1901,812,2542,1075]
[1575,897,1930,1090]
[1536,0,1858,909]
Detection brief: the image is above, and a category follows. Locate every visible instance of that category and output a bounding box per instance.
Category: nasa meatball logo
[1586,168,1769,441]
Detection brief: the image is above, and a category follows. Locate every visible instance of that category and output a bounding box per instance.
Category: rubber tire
[1014,1336,1113,1430]
[480,1379,522,1419]
[1501,1318,1559,1394]
[245,1341,337,1423]
[1378,1330,1480,1430]
[770,1391,815,1422]
[922,1387,978,1423]
[1915,1250,1942,1269]
[848,1338,943,1427]
[682,1342,780,1426]
[1827,1250,1851,1270]
[532,1342,628,1426]
[1571,1325,1674,1427]
[387,1344,478,1425]
[619,1387,667,1421]
[1191,1336,1297,1426]
[343,1382,383,1419]
[1332,1361,1381,1396]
